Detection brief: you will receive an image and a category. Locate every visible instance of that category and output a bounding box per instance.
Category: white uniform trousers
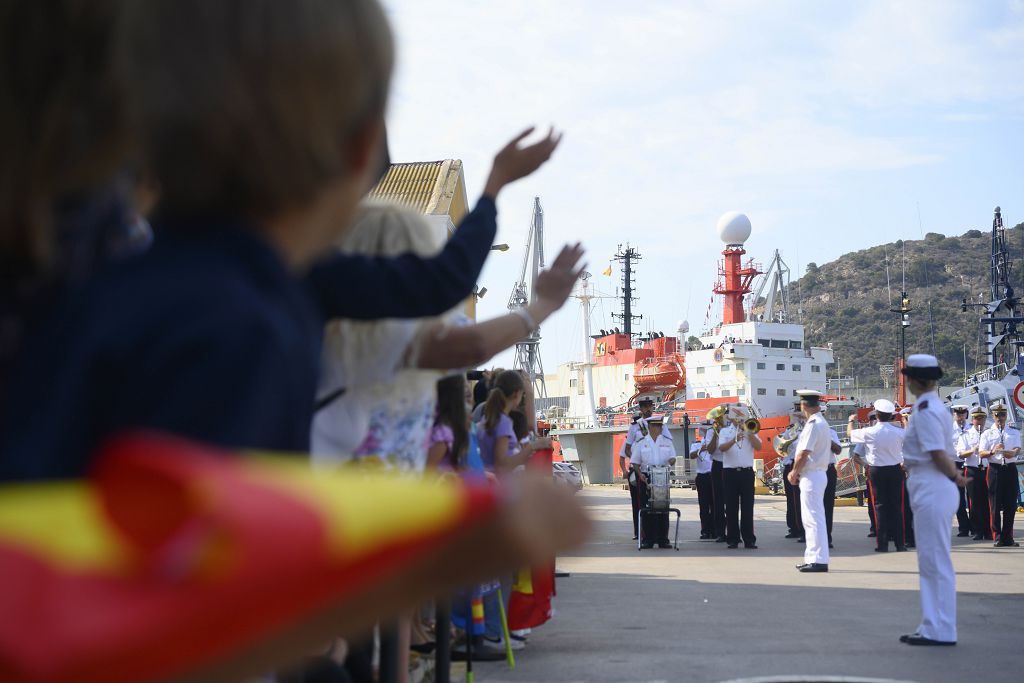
[907,468,959,642]
[799,470,829,565]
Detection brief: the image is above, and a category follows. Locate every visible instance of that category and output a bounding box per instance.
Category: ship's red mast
[713,245,761,324]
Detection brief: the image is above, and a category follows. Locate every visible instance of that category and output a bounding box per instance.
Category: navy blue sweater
[0,197,496,480]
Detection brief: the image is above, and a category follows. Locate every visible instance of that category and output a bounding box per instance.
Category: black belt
[870,463,902,469]
[990,462,1018,468]
[725,466,753,470]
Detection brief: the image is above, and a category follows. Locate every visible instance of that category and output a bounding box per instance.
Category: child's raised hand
[483,126,563,198]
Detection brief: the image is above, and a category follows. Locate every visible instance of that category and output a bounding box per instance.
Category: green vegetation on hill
[785,221,1024,387]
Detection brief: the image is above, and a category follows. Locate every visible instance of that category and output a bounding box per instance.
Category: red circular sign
[1013,381,1024,409]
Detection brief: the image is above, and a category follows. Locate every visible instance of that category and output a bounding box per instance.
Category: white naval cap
[970,405,987,417]
[873,398,896,414]
[990,402,1008,414]
[951,404,969,413]
[796,389,823,405]
[899,407,913,416]
[901,353,944,380]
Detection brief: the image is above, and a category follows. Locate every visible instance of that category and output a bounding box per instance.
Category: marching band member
[851,412,878,538]
[848,399,906,552]
[706,408,728,542]
[979,402,1020,547]
[690,427,715,539]
[789,390,831,572]
[631,414,676,549]
[718,406,760,549]
[620,397,654,540]
[958,406,992,541]
[782,406,805,540]
[950,405,973,537]
[826,426,842,549]
[897,354,967,646]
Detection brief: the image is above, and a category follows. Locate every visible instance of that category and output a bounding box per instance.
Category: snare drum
[648,465,671,510]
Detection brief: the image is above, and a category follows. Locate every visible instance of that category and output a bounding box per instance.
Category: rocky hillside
[785,220,1024,387]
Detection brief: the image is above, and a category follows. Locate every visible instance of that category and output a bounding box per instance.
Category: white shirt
[849,421,905,467]
[951,421,970,463]
[901,390,956,468]
[979,423,1022,465]
[719,424,756,469]
[794,412,831,472]
[691,440,712,474]
[829,428,841,466]
[956,425,987,468]
[632,432,676,471]
[620,421,646,458]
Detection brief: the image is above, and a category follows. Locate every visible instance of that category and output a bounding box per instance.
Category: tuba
[706,405,728,432]
[773,427,798,457]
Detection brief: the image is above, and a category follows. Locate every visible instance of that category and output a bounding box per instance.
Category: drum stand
[637,505,681,551]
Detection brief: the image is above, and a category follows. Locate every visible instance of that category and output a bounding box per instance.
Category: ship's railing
[965,363,1008,387]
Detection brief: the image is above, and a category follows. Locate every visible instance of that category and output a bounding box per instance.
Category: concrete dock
[475,486,1022,683]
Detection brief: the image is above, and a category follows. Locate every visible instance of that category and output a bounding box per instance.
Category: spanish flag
[602,265,612,277]
[507,447,555,630]
[0,434,498,683]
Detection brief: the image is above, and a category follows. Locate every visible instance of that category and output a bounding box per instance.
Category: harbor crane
[508,197,547,397]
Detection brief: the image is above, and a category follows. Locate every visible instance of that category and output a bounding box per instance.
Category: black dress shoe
[895,545,908,552]
[905,543,916,549]
[744,543,758,549]
[828,543,834,549]
[784,531,800,539]
[956,531,971,537]
[715,536,727,543]
[726,542,739,549]
[972,534,984,541]
[632,535,638,540]
[797,537,806,543]
[993,541,1020,547]
[867,531,877,537]
[901,634,955,646]
[640,542,654,549]
[797,563,828,573]
[658,541,673,549]
[874,547,888,553]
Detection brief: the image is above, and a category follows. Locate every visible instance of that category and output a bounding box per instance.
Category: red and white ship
[547,212,834,484]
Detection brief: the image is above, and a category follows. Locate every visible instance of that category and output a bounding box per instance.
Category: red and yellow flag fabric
[507,447,555,630]
[0,434,497,683]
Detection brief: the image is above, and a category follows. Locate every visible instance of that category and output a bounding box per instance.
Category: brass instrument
[706,405,728,433]
[773,427,799,457]
[743,417,761,434]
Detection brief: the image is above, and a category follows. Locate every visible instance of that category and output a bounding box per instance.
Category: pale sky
[382,0,1024,377]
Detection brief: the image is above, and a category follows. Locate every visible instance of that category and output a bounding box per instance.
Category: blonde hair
[323,201,447,384]
[117,0,394,217]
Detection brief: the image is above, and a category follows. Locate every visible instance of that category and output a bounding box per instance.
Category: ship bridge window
[569,378,577,387]
[696,391,707,398]
[721,389,732,397]
[792,364,802,371]
[696,367,705,375]
[776,389,786,396]
[722,364,731,372]
[812,365,821,373]
[790,341,803,349]
[770,339,788,349]
[757,388,767,396]
[758,338,770,347]
[776,363,785,371]
[756,362,766,370]
[737,387,746,396]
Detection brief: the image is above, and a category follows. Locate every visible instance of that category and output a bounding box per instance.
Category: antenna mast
[611,244,642,336]
[508,197,547,397]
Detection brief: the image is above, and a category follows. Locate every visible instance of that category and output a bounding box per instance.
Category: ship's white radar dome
[676,320,690,335]
[716,211,752,245]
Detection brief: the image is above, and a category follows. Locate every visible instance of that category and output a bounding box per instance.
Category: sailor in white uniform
[631,414,676,549]
[957,406,992,540]
[950,405,973,536]
[788,389,832,572]
[978,402,1020,547]
[898,354,969,646]
[690,427,715,539]
[848,399,907,552]
[620,397,654,539]
[781,406,805,540]
[718,406,760,549]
